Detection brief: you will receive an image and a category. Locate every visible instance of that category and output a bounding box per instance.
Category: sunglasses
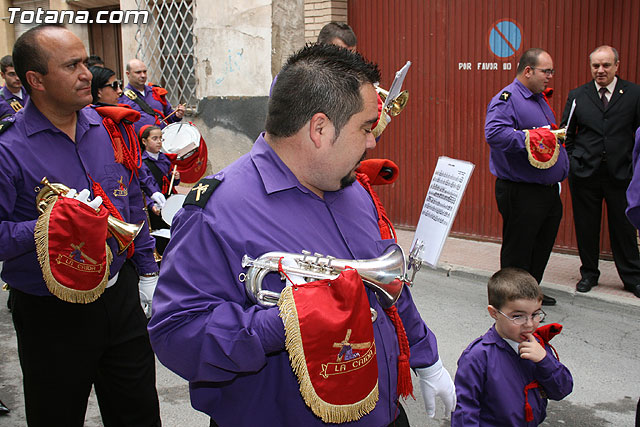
[102,79,123,90]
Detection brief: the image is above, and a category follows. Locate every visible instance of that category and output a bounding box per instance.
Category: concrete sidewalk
[395,229,640,308]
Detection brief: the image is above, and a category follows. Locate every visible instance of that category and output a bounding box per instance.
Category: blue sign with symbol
[489,20,521,58]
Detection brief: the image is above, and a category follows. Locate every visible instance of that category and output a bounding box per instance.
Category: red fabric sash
[34,196,111,303]
[89,178,135,258]
[278,269,379,423]
[95,106,142,184]
[524,127,560,169]
[356,171,396,242]
[357,159,399,186]
[150,84,168,106]
[523,323,563,422]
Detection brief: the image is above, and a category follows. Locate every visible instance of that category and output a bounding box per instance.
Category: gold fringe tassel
[34,197,112,304]
[525,129,560,170]
[278,286,379,424]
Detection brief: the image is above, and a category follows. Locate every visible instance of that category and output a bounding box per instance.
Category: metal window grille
[134,0,197,108]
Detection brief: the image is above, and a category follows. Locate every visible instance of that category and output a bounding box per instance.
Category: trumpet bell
[376,87,409,117]
[37,177,143,254]
[551,128,566,141]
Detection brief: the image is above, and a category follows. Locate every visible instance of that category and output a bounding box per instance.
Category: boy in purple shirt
[452,268,573,426]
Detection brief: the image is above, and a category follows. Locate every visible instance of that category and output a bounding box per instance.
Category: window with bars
[134,0,197,108]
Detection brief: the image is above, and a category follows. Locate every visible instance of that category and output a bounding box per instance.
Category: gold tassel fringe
[278,286,379,423]
[34,197,112,304]
[525,130,560,170]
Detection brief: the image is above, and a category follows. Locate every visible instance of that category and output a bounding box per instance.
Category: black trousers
[569,166,640,287]
[10,261,161,427]
[495,179,563,283]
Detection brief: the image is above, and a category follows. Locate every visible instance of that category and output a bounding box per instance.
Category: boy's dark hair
[317,22,357,48]
[13,24,65,95]
[266,43,379,138]
[516,48,546,74]
[0,55,14,73]
[89,66,115,104]
[488,267,542,309]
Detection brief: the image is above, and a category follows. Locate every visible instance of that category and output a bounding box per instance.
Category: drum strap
[143,158,172,196]
[125,89,166,123]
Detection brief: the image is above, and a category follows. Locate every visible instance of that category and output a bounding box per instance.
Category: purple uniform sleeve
[626,127,640,229]
[485,96,527,154]
[147,207,285,382]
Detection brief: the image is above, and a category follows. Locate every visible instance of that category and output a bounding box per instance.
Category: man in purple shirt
[0,24,160,426]
[0,55,28,118]
[148,44,456,426]
[119,58,185,133]
[485,48,569,306]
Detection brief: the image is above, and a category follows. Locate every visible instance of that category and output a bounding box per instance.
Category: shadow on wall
[176,96,269,188]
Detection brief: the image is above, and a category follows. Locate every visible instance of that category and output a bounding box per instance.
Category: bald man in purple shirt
[0,25,160,426]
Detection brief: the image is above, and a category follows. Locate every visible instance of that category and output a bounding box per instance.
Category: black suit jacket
[561,77,640,181]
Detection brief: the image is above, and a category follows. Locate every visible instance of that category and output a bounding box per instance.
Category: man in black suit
[561,45,640,298]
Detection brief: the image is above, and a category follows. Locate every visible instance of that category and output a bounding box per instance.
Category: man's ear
[308,112,332,149]
[25,71,44,93]
[487,305,499,320]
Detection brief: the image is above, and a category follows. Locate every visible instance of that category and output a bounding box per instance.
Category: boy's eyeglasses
[103,80,123,90]
[497,309,546,325]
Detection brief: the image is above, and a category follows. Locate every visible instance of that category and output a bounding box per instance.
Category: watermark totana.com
[8,7,149,25]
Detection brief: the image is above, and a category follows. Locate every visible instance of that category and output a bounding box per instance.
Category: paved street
[1,266,638,426]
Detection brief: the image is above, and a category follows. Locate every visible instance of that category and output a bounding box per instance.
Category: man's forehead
[591,50,615,64]
[130,62,147,72]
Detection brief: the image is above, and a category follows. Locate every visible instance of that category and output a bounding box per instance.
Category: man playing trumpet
[149,44,455,426]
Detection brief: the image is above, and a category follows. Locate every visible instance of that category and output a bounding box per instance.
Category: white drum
[161,194,186,226]
[162,122,201,160]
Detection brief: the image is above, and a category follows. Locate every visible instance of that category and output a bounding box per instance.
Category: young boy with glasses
[452,267,573,426]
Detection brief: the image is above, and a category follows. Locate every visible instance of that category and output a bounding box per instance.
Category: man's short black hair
[0,55,14,74]
[516,48,546,74]
[87,55,105,67]
[317,22,357,48]
[266,43,379,138]
[13,24,65,95]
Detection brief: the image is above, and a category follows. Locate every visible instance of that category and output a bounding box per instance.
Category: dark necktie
[599,87,609,109]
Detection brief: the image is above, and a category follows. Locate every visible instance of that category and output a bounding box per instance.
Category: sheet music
[383,61,411,111]
[410,157,475,268]
[565,99,576,129]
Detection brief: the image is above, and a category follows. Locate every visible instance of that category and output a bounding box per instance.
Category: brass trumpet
[372,86,409,138]
[36,177,143,254]
[551,128,566,141]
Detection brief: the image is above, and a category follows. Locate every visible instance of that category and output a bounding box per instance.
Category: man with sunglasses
[561,45,640,299]
[120,58,185,133]
[484,48,569,306]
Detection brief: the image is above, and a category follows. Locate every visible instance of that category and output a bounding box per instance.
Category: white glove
[65,188,103,210]
[416,359,457,418]
[151,192,166,209]
[139,274,158,318]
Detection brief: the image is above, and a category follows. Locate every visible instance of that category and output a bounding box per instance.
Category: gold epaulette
[124,89,138,100]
